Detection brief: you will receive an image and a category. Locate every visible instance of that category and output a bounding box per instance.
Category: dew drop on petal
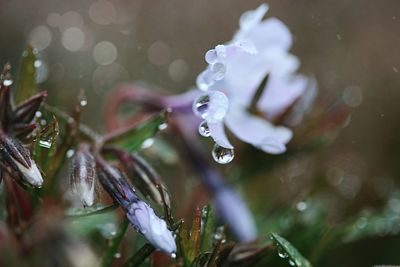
[210,62,226,80]
[198,121,211,137]
[196,70,214,91]
[212,144,234,164]
[193,91,229,123]
[205,49,217,64]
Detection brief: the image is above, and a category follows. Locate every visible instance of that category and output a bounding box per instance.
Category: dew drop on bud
[198,121,210,137]
[171,253,177,259]
[277,246,288,258]
[80,98,88,107]
[3,79,13,86]
[158,122,168,130]
[212,144,234,164]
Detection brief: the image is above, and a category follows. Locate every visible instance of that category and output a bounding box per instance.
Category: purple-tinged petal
[258,74,308,119]
[208,121,233,149]
[213,187,257,242]
[225,106,292,153]
[127,200,176,254]
[193,91,229,123]
[239,4,269,31]
[235,17,292,52]
[162,89,200,113]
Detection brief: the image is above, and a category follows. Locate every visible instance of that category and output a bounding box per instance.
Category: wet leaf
[104,111,166,152]
[15,46,36,104]
[200,204,214,252]
[270,233,312,267]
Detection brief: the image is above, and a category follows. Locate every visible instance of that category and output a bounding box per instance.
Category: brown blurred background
[1,0,400,219]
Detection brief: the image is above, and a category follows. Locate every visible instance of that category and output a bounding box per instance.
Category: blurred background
[1,0,400,266]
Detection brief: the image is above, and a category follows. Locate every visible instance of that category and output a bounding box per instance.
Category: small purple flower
[213,187,257,242]
[191,4,316,157]
[96,159,176,255]
[127,200,176,255]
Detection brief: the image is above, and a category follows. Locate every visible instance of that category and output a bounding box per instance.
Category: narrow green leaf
[104,112,167,152]
[15,45,36,104]
[270,233,312,267]
[66,203,119,218]
[200,204,214,252]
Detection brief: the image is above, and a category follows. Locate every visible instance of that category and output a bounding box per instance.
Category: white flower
[192,4,316,155]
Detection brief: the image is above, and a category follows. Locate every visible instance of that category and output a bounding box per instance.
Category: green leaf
[104,112,167,152]
[200,204,214,252]
[66,203,119,218]
[68,209,117,237]
[15,45,36,104]
[270,233,312,267]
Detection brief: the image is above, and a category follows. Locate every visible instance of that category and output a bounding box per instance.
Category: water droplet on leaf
[39,139,52,148]
[212,144,234,164]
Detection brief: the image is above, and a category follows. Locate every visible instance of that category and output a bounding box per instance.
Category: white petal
[225,106,292,153]
[208,121,233,149]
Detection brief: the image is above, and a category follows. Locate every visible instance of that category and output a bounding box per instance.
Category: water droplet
[193,91,229,123]
[277,246,288,258]
[114,252,121,258]
[141,138,154,149]
[34,60,42,68]
[171,252,177,259]
[210,62,226,80]
[3,79,13,86]
[289,259,295,266]
[212,226,224,242]
[198,121,211,137]
[158,122,168,130]
[66,149,75,158]
[205,49,217,64]
[80,98,88,107]
[39,139,52,148]
[196,70,214,91]
[212,144,234,164]
[296,201,307,211]
[40,119,47,126]
[35,111,42,118]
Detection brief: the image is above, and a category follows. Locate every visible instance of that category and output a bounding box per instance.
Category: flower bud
[70,144,96,207]
[12,91,47,124]
[96,158,176,254]
[213,187,257,242]
[0,134,43,187]
[126,200,176,255]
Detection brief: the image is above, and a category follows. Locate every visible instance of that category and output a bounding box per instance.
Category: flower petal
[225,106,292,153]
[208,121,233,149]
[258,74,308,119]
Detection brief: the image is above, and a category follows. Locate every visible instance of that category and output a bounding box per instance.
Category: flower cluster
[192,4,316,162]
[0,64,46,188]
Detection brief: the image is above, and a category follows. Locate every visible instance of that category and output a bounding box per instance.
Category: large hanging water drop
[212,144,234,164]
[198,121,211,137]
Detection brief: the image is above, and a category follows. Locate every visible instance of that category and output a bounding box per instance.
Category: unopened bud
[96,158,176,254]
[0,134,43,187]
[70,144,96,207]
[127,200,176,254]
